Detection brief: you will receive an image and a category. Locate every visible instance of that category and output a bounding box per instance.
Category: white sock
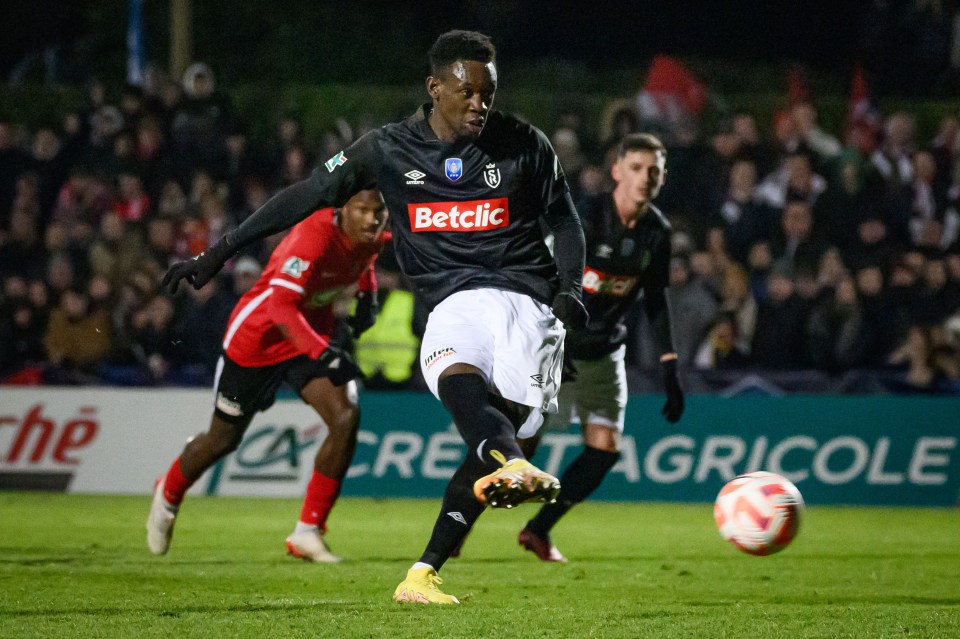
[411,561,434,572]
[294,521,319,535]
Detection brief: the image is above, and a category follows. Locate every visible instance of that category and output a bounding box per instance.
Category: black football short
[212,353,330,424]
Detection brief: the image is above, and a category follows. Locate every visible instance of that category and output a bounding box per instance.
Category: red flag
[787,64,809,107]
[845,64,881,153]
[642,54,708,115]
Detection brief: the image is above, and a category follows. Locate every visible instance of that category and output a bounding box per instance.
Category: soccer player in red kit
[147,189,388,562]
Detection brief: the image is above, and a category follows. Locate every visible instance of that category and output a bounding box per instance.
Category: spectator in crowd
[113,171,151,222]
[692,119,742,233]
[169,277,235,382]
[791,102,843,167]
[230,255,262,296]
[717,264,758,356]
[29,126,69,217]
[755,151,827,210]
[155,177,188,220]
[43,286,111,381]
[817,246,849,290]
[871,111,915,187]
[888,325,951,392]
[814,149,881,251]
[750,266,806,368]
[770,198,826,276]
[911,256,960,326]
[663,254,718,367]
[846,214,897,272]
[265,111,306,178]
[0,121,32,223]
[0,205,45,279]
[805,275,863,372]
[709,158,776,264]
[170,63,233,179]
[52,164,114,225]
[731,110,777,176]
[844,264,908,368]
[0,275,47,380]
[693,311,750,369]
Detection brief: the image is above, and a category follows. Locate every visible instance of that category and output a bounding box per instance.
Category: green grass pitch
[1,493,958,638]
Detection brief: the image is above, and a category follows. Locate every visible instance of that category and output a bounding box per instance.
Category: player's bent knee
[583,423,621,453]
[332,405,360,436]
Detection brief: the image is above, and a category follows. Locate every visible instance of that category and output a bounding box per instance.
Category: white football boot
[146,479,177,555]
[285,528,342,563]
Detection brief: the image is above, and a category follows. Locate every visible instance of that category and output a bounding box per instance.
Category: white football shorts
[420,288,566,439]
[543,344,628,433]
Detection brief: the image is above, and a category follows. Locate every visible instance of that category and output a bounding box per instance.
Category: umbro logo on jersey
[596,244,613,259]
[530,373,544,388]
[404,169,426,185]
[582,266,638,297]
[446,511,467,525]
[409,198,509,232]
[445,157,463,182]
[483,162,501,188]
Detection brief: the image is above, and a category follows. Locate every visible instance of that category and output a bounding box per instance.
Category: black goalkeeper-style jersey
[300,104,570,310]
[564,194,672,360]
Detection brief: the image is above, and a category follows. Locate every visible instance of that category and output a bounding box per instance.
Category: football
[713,471,804,556]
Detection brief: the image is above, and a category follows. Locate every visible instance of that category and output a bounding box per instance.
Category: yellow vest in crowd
[354,290,419,383]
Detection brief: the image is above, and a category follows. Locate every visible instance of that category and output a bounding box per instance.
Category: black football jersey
[565,194,672,360]
[304,104,570,310]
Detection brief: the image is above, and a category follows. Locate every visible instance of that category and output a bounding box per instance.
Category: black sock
[418,453,487,570]
[438,374,523,468]
[527,446,620,538]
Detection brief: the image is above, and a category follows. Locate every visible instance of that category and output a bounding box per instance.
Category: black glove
[316,345,363,386]
[552,289,589,330]
[161,237,235,295]
[661,357,685,423]
[348,290,379,338]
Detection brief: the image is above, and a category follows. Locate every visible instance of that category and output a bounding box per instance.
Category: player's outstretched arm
[269,285,362,386]
[161,178,328,294]
[544,192,588,329]
[645,286,684,423]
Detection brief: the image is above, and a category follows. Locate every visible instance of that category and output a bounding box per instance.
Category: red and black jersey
[298,105,570,310]
[222,208,385,367]
[565,194,673,360]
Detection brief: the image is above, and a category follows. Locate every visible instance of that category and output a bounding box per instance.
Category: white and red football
[713,471,804,556]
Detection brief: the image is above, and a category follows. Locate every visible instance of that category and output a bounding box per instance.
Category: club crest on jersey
[281,256,311,278]
[621,238,635,257]
[483,163,501,188]
[444,157,463,182]
[324,151,347,172]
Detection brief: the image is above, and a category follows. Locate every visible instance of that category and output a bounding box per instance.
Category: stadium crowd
[1,64,959,393]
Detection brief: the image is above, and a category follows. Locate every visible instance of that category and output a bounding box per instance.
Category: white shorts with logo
[420,288,566,439]
[543,344,628,433]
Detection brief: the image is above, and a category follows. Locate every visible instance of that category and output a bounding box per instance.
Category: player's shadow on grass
[1,601,365,618]
[0,557,85,566]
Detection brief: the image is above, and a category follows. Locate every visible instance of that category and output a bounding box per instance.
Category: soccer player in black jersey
[162,30,587,604]
[516,133,685,562]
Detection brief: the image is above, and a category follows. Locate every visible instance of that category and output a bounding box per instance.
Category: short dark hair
[428,30,496,76]
[617,132,666,159]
